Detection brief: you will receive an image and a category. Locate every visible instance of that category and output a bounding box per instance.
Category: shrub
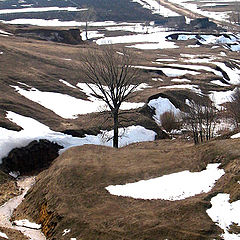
[160,111,180,132]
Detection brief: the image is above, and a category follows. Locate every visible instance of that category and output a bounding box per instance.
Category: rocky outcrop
[38,203,62,238]
[16,28,83,45]
[1,140,63,174]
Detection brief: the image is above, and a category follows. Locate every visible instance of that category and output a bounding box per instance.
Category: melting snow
[0,177,46,240]
[12,85,144,119]
[159,68,199,77]
[167,0,231,22]
[0,29,12,35]
[159,84,201,94]
[166,63,223,77]
[148,96,180,124]
[62,229,71,236]
[214,62,240,84]
[0,232,8,239]
[209,89,234,108]
[0,111,156,163]
[13,219,41,229]
[1,19,133,27]
[231,132,240,139]
[106,163,224,200]
[96,32,178,49]
[59,79,77,89]
[0,7,87,14]
[207,193,240,240]
[132,0,179,17]
[211,80,229,87]
[171,78,191,83]
[81,31,105,41]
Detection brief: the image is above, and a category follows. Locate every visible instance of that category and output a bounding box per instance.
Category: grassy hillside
[12,138,240,239]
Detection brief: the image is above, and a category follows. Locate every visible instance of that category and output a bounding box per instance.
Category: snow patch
[106,163,224,200]
[59,79,77,89]
[207,193,240,240]
[0,232,8,239]
[13,219,41,229]
[12,85,144,119]
[96,32,178,49]
[81,31,105,40]
[62,229,71,236]
[132,0,179,17]
[0,7,87,14]
[210,89,235,108]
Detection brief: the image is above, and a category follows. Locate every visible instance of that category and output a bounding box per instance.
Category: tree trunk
[113,112,119,148]
[85,22,88,40]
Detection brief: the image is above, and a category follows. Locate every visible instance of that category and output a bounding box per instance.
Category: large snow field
[12,84,145,119]
[207,193,240,240]
[0,111,156,163]
[106,163,224,200]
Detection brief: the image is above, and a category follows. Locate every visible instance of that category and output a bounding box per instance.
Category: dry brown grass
[12,138,240,240]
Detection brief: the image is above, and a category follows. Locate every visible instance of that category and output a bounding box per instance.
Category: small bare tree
[80,47,142,148]
[79,7,96,40]
[182,98,217,144]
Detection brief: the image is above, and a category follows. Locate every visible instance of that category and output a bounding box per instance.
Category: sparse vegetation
[182,98,218,144]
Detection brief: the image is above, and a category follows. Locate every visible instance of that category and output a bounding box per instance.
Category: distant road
[160,0,240,32]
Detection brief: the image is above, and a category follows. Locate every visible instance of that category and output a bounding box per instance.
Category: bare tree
[80,47,142,148]
[79,7,96,40]
[182,98,217,144]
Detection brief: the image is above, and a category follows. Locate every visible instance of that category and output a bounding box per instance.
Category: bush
[160,111,180,132]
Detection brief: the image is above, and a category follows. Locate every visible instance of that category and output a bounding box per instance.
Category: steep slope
[13,138,240,239]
